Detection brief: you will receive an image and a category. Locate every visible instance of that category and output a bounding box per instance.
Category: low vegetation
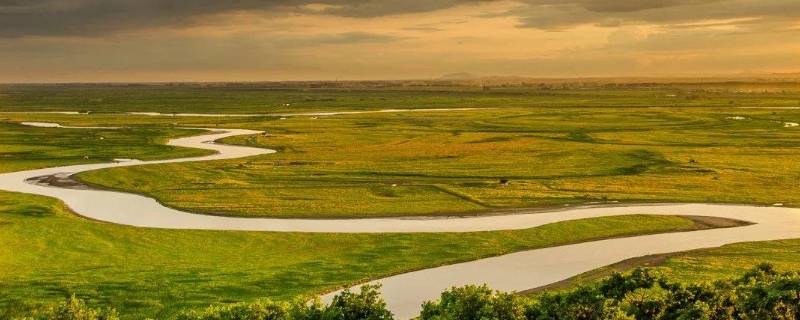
[6,83,800,218]
[17,295,120,320]
[4,83,800,318]
[422,263,800,320]
[63,104,800,218]
[18,263,800,320]
[177,285,392,320]
[3,82,799,114]
[0,122,211,173]
[0,189,709,319]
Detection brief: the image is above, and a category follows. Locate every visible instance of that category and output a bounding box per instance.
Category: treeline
[15,263,800,320]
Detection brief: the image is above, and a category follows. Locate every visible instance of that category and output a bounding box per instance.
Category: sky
[1,0,799,82]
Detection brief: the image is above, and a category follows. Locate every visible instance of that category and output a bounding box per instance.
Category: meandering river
[3,122,800,319]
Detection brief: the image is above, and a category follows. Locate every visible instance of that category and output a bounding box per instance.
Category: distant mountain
[439,73,479,80]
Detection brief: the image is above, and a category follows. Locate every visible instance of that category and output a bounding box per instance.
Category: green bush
[520,263,799,320]
[421,264,800,320]
[420,285,526,320]
[16,295,119,320]
[177,299,291,320]
[177,284,392,320]
[18,264,800,320]
[325,285,393,320]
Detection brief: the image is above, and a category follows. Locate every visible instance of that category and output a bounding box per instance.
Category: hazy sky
[1,0,799,82]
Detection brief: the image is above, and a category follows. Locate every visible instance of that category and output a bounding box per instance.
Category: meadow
[0,191,703,319]
[2,81,800,114]
[40,105,800,218]
[3,82,800,318]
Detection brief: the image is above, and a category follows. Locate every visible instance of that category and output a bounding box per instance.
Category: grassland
[525,238,800,300]
[4,83,800,318]
[0,109,727,318]
[2,81,800,114]
[600,236,800,285]
[661,239,800,280]
[25,105,800,218]
[0,190,706,319]
[0,122,213,173]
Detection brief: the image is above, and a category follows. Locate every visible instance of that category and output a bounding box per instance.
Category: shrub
[425,264,800,320]
[176,300,290,320]
[18,264,800,320]
[177,284,392,320]
[420,284,526,320]
[17,295,118,320]
[326,285,393,320]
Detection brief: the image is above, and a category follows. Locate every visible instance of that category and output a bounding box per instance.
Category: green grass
[4,83,800,317]
[2,82,800,114]
[40,105,800,218]
[657,239,800,282]
[0,108,726,318]
[527,238,800,298]
[0,122,212,173]
[0,190,703,319]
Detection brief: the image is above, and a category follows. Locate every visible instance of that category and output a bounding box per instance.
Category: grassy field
[4,83,800,318]
[19,105,799,218]
[0,122,212,173]
[0,189,705,319]
[660,239,800,281]
[526,238,800,299]
[2,82,800,114]
[0,115,728,318]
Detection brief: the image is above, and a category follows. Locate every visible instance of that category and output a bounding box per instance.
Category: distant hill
[438,73,479,80]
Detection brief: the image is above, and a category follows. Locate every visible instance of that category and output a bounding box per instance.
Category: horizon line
[3,73,800,86]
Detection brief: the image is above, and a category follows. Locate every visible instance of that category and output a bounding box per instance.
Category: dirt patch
[683,215,753,229]
[26,173,89,189]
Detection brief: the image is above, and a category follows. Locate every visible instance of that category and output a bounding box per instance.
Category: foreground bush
[16,295,119,320]
[177,284,392,320]
[420,284,526,320]
[421,263,800,320]
[17,263,800,319]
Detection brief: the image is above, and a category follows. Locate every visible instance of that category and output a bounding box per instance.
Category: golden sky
[1,0,799,82]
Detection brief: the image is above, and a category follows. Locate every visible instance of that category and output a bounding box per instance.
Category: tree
[420,284,526,320]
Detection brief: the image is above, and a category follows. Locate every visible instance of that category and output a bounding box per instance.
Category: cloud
[275,32,406,46]
[0,0,798,82]
[4,0,799,38]
[0,0,479,37]
[526,0,717,13]
[513,0,800,30]
[0,0,247,37]
[403,26,444,32]
[311,0,478,17]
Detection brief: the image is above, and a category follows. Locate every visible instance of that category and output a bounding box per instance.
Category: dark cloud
[524,0,717,13]
[0,0,264,37]
[313,0,479,17]
[514,0,800,30]
[276,32,406,46]
[0,0,479,37]
[2,0,799,38]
